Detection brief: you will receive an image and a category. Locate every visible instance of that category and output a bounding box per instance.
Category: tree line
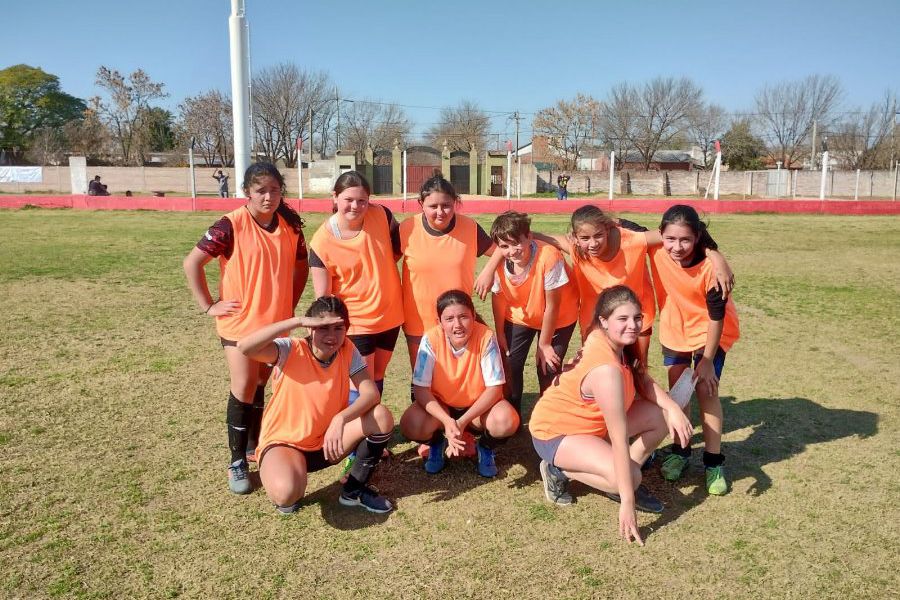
[534,75,898,171]
[1,63,896,171]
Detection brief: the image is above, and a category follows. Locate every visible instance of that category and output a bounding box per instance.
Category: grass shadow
[719,395,878,496]
[638,395,878,539]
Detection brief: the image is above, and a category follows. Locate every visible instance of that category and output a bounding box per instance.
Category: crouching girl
[237,296,395,514]
[530,285,692,545]
[400,290,519,478]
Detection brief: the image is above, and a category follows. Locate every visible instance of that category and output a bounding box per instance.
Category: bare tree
[428,100,490,152]
[629,77,703,170]
[63,107,110,164]
[687,103,728,169]
[754,74,843,167]
[179,90,233,166]
[828,91,896,170]
[598,83,635,169]
[342,99,412,160]
[533,93,600,170]
[91,67,167,165]
[251,64,333,166]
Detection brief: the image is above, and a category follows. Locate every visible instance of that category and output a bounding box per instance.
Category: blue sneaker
[339,485,393,513]
[227,460,252,495]
[424,437,447,474]
[476,442,498,478]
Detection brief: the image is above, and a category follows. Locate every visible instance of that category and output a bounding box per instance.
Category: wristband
[205,301,217,314]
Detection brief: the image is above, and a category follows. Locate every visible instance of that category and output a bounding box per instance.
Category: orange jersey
[571,227,656,336]
[399,214,479,336]
[309,205,403,336]
[258,337,357,454]
[649,247,740,352]
[493,241,579,330]
[416,322,504,409]
[215,207,300,340]
[530,330,636,440]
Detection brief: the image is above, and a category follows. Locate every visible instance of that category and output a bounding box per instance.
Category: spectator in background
[556,172,570,201]
[213,169,230,198]
[88,175,109,196]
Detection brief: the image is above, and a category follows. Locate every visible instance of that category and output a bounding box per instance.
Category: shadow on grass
[639,395,878,539]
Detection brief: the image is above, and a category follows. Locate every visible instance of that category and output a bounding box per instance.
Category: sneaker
[539,460,573,506]
[424,438,447,474]
[339,485,394,513]
[661,453,690,481]
[275,500,301,515]
[600,484,664,514]
[705,465,728,496]
[475,442,498,478]
[227,460,252,495]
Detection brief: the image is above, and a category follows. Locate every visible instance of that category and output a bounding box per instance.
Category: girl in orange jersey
[237,296,395,514]
[530,286,692,545]
[400,290,519,478]
[309,171,403,398]
[183,162,309,495]
[488,211,580,416]
[398,175,496,369]
[537,205,733,367]
[650,205,740,496]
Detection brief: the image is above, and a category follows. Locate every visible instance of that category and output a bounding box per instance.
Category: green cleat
[706,465,728,495]
[661,453,690,481]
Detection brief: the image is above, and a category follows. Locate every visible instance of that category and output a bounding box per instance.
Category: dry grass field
[0,208,898,599]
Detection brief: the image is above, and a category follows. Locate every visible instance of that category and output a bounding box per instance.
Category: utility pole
[335,88,341,154]
[513,111,521,200]
[308,107,313,162]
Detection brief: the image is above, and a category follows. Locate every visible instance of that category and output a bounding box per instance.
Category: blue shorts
[662,345,726,380]
[531,435,564,465]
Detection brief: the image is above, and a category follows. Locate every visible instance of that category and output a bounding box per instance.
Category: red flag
[506,140,513,152]
[296,137,303,151]
[714,140,721,153]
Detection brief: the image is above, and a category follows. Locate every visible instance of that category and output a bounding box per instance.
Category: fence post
[854,169,860,200]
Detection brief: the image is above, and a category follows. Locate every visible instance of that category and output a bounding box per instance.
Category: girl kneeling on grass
[183,162,308,495]
[530,285,692,545]
[650,205,740,496]
[400,290,519,478]
[236,296,395,514]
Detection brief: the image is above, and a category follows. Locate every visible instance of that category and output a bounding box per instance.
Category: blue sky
[6,0,899,144]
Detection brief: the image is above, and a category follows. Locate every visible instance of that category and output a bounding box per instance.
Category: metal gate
[406,166,441,196]
[766,169,788,197]
[490,165,504,196]
[450,165,469,194]
[373,165,392,195]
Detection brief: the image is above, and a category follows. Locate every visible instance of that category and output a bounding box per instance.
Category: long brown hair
[593,285,647,394]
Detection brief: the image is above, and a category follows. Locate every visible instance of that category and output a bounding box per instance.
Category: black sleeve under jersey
[476,224,493,256]
[618,218,649,233]
[706,287,727,320]
[307,247,325,268]
[382,205,401,256]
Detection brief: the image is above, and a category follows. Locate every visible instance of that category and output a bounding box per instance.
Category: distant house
[620,150,700,171]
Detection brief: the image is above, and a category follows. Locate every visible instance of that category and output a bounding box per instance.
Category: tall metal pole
[810,120,817,170]
[506,149,512,201]
[713,152,722,200]
[819,150,829,200]
[335,89,341,154]
[402,149,407,201]
[189,137,197,203]
[893,160,899,201]
[297,138,304,200]
[608,151,615,200]
[308,107,314,163]
[229,0,251,198]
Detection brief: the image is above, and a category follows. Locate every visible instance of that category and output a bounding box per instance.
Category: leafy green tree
[721,119,766,170]
[0,64,86,163]
[138,107,176,156]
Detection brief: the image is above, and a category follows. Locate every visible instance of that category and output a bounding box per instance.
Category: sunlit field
[0,208,898,599]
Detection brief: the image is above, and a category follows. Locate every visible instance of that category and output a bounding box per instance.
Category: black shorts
[258,444,333,473]
[220,337,237,347]
[348,325,401,356]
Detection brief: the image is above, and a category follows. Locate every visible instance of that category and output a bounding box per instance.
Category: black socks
[343,431,392,492]
[226,392,251,464]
